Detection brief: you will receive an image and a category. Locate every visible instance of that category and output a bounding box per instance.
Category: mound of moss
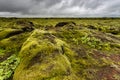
[13,30,78,80]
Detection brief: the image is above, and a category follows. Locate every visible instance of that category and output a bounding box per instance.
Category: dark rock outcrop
[16,20,34,32]
[55,21,76,27]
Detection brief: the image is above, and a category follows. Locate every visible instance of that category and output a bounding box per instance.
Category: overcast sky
[0,0,120,17]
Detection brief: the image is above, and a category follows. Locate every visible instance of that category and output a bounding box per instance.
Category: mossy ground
[0,18,120,80]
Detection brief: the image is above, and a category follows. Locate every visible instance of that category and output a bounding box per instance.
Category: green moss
[0,18,120,80]
[0,29,18,40]
[13,30,78,80]
[0,31,31,53]
[0,48,5,56]
[0,54,20,80]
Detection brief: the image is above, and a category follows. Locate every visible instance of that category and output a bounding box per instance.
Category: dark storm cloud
[0,0,33,12]
[0,0,120,17]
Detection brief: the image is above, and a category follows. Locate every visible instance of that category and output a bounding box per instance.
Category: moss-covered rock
[0,19,120,80]
[13,30,78,80]
[0,29,23,40]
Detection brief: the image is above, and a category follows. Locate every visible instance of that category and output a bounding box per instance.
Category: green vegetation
[0,54,20,80]
[0,18,120,80]
[0,48,5,56]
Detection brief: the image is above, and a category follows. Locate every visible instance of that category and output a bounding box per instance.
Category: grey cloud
[0,0,33,13]
[0,0,120,17]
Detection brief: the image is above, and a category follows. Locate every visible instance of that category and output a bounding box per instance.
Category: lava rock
[16,20,34,32]
[55,21,76,27]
